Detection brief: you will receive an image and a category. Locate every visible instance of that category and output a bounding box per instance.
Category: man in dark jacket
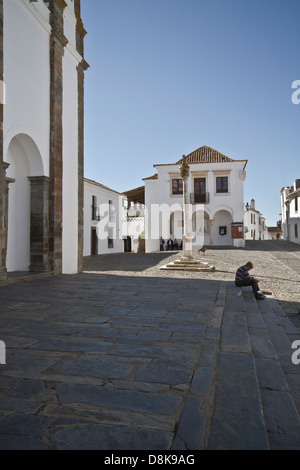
[235,261,265,300]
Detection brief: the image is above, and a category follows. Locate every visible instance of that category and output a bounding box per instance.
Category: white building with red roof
[143,146,248,252]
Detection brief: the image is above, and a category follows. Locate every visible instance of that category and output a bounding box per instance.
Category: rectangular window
[295,224,298,239]
[295,197,298,212]
[194,178,206,203]
[216,176,228,193]
[172,179,183,195]
[92,195,97,220]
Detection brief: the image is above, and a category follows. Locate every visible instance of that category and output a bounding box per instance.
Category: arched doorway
[6,134,46,272]
[192,209,210,247]
[213,210,233,246]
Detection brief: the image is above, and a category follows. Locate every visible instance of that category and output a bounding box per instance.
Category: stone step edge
[249,295,300,445]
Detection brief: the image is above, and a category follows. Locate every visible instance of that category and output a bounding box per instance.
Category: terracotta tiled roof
[176,146,246,165]
[144,146,247,181]
[153,146,247,167]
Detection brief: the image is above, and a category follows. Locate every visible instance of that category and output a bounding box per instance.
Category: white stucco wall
[4,0,50,174]
[4,0,50,271]
[62,42,81,274]
[4,0,85,273]
[281,184,300,244]
[84,180,123,256]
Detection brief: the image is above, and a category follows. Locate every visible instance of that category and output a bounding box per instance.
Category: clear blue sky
[81,0,300,227]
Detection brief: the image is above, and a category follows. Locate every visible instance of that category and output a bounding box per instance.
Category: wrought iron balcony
[190,192,210,204]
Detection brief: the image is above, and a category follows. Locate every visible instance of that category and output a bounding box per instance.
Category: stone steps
[208,282,300,449]
[254,295,300,449]
[243,288,300,449]
[208,282,268,449]
[159,258,215,272]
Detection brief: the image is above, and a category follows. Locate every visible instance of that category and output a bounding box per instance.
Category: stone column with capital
[180,155,194,260]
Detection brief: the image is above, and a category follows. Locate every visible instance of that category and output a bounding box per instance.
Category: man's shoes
[255,292,265,300]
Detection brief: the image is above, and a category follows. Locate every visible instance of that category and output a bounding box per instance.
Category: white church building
[144,146,248,252]
[0,0,88,279]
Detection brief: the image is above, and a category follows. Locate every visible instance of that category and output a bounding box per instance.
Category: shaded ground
[0,239,299,450]
[84,240,300,322]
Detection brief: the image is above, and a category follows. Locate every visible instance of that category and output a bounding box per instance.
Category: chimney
[250,199,255,210]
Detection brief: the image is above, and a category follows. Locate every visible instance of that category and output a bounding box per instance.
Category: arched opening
[6,134,46,272]
[213,209,233,246]
[192,210,210,247]
[170,210,183,238]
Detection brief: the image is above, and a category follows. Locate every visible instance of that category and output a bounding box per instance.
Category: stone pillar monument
[160,155,215,272]
[180,155,194,261]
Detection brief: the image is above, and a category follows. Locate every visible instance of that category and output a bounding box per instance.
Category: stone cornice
[76,17,87,38]
[48,0,67,13]
[287,188,300,201]
[77,58,90,71]
[50,25,68,49]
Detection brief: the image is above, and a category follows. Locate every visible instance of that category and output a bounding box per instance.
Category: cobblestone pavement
[0,240,299,450]
[84,239,300,309]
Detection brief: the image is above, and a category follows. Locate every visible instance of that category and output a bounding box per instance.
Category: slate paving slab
[0,246,300,450]
[208,352,268,450]
[56,382,183,416]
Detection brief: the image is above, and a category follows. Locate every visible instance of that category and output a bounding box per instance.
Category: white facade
[84,179,123,256]
[84,179,145,256]
[244,199,270,240]
[3,0,85,274]
[4,0,50,271]
[123,202,145,253]
[144,146,247,252]
[281,179,300,244]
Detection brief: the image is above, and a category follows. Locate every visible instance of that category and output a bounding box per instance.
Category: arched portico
[212,209,233,246]
[192,209,210,247]
[6,134,49,272]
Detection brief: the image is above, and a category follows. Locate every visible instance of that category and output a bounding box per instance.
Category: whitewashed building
[0,0,89,278]
[84,178,123,256]
[281,179,300,244]
[84,179,145,256]
[143,146,248,252]
[244,199,270,240]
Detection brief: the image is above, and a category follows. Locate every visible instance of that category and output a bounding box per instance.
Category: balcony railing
[190,192,210,204]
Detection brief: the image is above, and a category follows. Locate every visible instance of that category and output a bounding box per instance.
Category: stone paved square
[0,241,300,450]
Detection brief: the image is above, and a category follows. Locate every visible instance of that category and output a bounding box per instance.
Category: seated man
[235,261,265,300]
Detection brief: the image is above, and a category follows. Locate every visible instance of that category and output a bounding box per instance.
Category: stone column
[180,155,194,260]
[48,0,68,274]
[75,0,89,273]
[28,176,50,272]
[209,219,214,246]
